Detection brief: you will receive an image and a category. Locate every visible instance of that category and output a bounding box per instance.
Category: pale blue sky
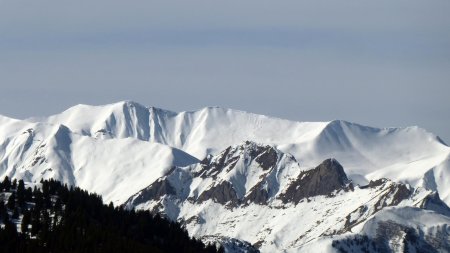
[0,0,449,142]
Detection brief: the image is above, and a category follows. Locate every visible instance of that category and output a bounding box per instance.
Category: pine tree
[21,210,31,235]
[0,179,224,253]
[31,209,41,236]
[2,176,11,191]
[38,210,50,241]
[7,192,16,210]
[0,202,8,222]
[12,179,17,189]
[18,179,25,192]
[12,207,19,219]
[25,187,33,202]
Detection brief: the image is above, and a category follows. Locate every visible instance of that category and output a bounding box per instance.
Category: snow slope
[333,207,450,253]
[29,101,450,204]
[1,101,449,252]
[125,142,449,252]
[1,100,450,205]
[0,116,198,204]
[299,206,450,253]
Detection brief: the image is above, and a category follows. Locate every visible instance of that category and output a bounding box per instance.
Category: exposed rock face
[362,178,388,188]
[197,181,240,207]
[374,183,411,211]
[338,180,415,233]
[126,178,176,207]
[194,141,280,179]
[243,180,270,205]
[124,144,450,253]
[252,145,278,171]
[279,158,350,204]
[418,192,450,216]
[190,141,289,206]
[128,141,289,208]
[195,146,239,179]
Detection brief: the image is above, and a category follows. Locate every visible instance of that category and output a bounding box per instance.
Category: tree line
[0,177,224,253]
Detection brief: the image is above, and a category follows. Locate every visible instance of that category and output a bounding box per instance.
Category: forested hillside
[0,177,224,253]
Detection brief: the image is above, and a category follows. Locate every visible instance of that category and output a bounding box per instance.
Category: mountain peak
[2,101,450,253]
[280,158,351,204]
[195,141,284,180]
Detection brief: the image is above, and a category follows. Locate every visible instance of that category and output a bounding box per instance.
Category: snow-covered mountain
[124,141,450,252]
[0,101,449,252]
[7,101,447,203]
[299,206,450,253]
[0,110,198,204]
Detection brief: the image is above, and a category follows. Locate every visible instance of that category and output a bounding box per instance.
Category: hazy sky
[1,0,449,142]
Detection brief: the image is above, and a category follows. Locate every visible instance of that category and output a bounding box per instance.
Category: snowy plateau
[0,101,449,252]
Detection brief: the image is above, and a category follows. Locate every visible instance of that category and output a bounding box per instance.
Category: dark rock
[279,158,350,204]
[197,181,240,207]
[391,184,411,204]
[254,147,278,170]
[243,180,270,205]
[194,146,240,178]
[418,192,450,216]
[360,178,388,189]
[126,178,176,207]
[195,142,281,178]
[183,215,206,226]
[374,183,411,212]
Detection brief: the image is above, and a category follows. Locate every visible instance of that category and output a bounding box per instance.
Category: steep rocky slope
[0,101,449,252]
[125,142,450,252]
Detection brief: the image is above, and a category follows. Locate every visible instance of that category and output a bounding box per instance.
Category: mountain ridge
[124,142,449,252]
[0,101,449,252]
[1,101,449,205]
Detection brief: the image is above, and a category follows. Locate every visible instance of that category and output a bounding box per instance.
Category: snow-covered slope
[327,207,450,253]
[0,116,198,204]
[2,100,450,202]
[29,101,450,204]
[1,101,449,252]
[125,142,450,252]
[298,206,450,253]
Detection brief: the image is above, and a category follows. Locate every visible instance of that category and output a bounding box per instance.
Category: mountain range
[1,101,449,252]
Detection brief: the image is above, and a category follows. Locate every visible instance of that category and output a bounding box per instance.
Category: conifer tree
[7,192,16,210]
[0,179,224,253]
[12,207,19,219]
[2,176,11,191]
[17,179,26,209]
[0,202,8,222]
[21,210,31,235]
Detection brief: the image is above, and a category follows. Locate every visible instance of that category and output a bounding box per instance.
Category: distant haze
[0,0,449,142]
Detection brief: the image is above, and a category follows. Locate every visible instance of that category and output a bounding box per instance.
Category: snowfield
[1,101,449,252]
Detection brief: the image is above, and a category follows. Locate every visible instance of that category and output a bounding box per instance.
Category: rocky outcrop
[374,183,411,212]
[194,141,280,179]
[197,181,240,207]
[279,158,350,204]
[126,178,176,207]
[191,142,286,206]
[337,180,414,233]
[123,147,450,253]
[195,146,239,178]
[251,144,278,171]
[243,180,270,205]
[418,192,450,216]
